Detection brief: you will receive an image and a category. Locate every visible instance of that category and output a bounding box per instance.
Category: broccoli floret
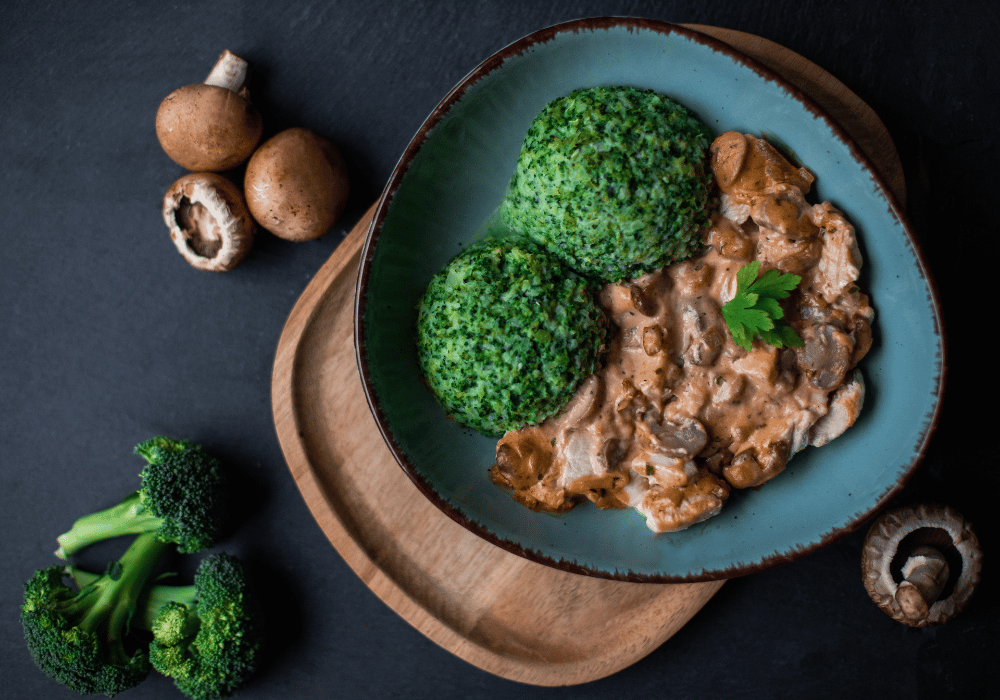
[149,554,263,699]
[21,532,170,696]
[148,553,264,699]
[55,437,229,558]
[71,552,265,700]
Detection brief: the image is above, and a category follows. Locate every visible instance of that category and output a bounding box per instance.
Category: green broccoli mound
[417,237,607,437]
[502,86,714,283]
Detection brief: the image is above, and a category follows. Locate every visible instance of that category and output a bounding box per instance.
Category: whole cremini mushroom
[243,127,349,241]
[162,172,256,271]
[861,503,982,627]
[155,50,264,172]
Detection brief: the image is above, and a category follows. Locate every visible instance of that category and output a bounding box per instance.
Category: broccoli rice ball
[416,237,608,437]
[503,86,715,283]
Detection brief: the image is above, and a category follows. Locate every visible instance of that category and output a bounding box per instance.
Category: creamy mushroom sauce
[489,132,874,533]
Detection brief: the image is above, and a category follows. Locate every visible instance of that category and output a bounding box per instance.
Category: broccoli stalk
[55,492,154,559]
[21,531,170,697]
[69,552,264,700]
[55,437,228,559]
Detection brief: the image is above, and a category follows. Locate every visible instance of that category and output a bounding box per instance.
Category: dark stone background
[3,2,997,698]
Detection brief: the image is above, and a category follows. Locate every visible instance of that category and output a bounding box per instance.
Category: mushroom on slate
[155,50,264,172]
[162,172,256,271]
[243,127,350,241]
[861,503,982,627]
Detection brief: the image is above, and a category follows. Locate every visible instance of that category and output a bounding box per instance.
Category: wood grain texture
[271,26,904,686]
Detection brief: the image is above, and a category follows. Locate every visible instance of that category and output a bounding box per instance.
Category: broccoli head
[55,437,229,558]
[21,532,170,696]
[66,552,265,700]
[143,552,264,700]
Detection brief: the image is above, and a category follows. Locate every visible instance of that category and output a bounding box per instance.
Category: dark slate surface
[2,1,997,698]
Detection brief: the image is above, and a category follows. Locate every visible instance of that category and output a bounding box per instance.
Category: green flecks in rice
[416,237,608,437]
[502,86,715,283]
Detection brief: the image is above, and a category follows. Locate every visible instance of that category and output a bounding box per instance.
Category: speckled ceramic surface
[355,18,943,581]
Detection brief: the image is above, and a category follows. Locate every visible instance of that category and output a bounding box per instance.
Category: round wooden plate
[271,26,905,686]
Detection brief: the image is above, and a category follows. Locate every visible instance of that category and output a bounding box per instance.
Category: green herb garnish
[721,261,804,352]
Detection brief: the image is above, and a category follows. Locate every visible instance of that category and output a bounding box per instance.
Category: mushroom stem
[204,50,248,92]
[895,545,950,621]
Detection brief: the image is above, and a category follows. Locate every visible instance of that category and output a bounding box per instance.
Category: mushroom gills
[862,504,982,627]
[161,172,255,272]
[174,196,224,258]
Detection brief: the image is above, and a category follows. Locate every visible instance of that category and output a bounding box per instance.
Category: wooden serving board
[271,26,905,686]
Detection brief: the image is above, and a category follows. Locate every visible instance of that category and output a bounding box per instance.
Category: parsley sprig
[721,261,804,351]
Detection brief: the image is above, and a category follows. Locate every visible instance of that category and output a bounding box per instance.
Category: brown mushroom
[629,283,656,316]
[642,325,665,356]
[243,127,350,242]
[645,416,709,459]
[796,323,853,390]
[861,503,982,627]
[162,172,256,271]
[723,440,789,489]
[155,50,264,172]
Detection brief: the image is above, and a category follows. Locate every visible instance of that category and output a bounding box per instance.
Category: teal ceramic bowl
[355,18,943,581]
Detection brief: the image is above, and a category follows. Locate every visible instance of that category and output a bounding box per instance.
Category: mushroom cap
[243,127,350,242]
[155,84,263,172]
[162,172,256,271]
[861,503,982,627]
